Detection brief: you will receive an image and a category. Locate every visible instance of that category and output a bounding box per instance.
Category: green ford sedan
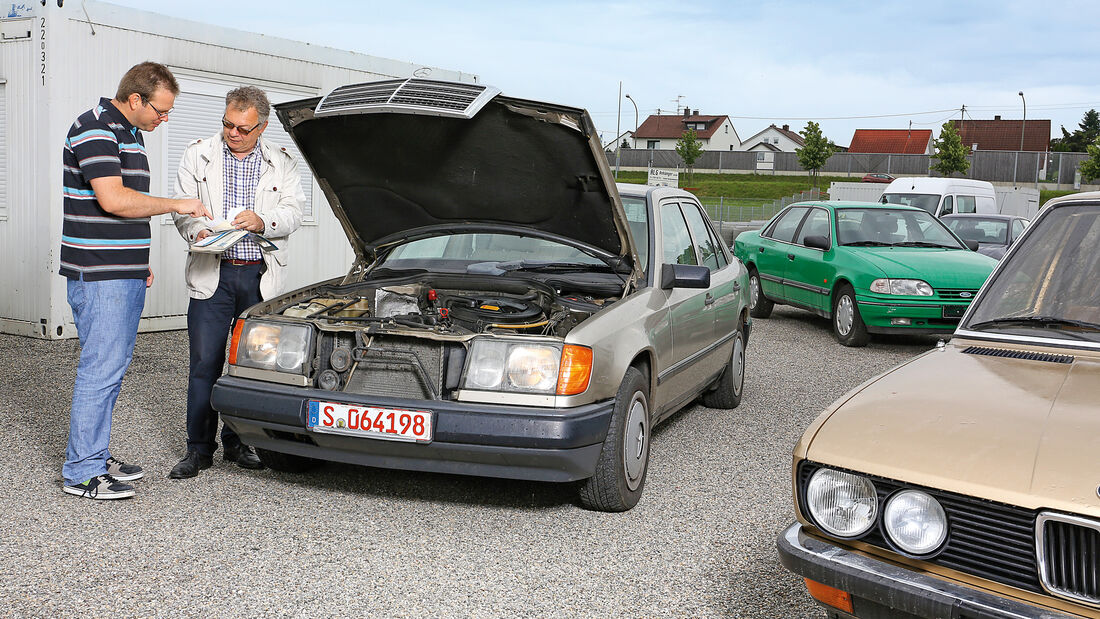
[733,201,997,346]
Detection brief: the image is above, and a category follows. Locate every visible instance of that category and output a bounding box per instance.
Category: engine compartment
[274,274,619,338]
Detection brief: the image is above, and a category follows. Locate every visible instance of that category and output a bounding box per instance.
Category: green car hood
[845,247,996,288]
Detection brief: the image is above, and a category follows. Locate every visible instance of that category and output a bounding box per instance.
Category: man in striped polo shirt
[61,62,211,500]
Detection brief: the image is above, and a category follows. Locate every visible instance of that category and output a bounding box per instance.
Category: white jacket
[172,133,305,300]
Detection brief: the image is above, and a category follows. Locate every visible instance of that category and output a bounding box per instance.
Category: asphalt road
[1,307,938,618]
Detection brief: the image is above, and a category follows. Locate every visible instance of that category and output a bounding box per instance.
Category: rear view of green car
[733,201,997,346]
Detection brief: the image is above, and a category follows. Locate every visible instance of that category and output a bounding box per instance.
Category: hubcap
[731,335,745,396]
[623,393,648,490]
[836,295,854,336]
[750,275,760,308]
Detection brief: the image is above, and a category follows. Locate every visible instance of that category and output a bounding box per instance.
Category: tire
[255,447,320,473]
[579,367,651,512]
[832,283,870,347]
[748,269,774,318]
[701,324,745,409]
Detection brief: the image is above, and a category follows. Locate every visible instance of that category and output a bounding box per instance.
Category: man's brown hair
[115,61,180,102]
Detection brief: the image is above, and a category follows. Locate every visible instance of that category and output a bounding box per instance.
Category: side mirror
[660,263,711,290]
[963,238,980,252]
[804,235,831,251]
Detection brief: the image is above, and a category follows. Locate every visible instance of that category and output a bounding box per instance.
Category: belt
[222,258,263,266]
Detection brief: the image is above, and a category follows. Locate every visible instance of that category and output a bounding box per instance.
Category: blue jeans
[64,276,146,485]
[185,262,263,456]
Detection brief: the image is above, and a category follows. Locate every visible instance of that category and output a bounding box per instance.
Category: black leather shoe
[168,451,213,479]
[223,444,264,470]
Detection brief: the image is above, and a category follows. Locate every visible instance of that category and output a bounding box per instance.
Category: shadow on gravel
[762,306,945,350]
[256,463,582,511]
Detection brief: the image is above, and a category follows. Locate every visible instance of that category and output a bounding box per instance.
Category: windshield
[943,217,1009,245]
[963,203,1100,343]
[382,233,605,272]
[882,193,939,215]
[836,208,964,248]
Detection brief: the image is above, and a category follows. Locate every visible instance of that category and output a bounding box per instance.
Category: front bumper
[856,297,968,335]
[211,376,613,482]
[777,523,1079,619]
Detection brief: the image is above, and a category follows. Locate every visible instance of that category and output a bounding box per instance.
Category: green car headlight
[870,278,934,296]
[231,320,312,374]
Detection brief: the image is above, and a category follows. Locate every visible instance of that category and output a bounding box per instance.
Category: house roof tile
[635,114,730,139]
[949,119,1051,152]
[848,129,933,154]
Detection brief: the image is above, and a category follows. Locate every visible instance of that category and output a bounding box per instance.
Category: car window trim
[679,200,724,272]
[765,206,812,244]
[658,200,699,267]
[793,207,832,251]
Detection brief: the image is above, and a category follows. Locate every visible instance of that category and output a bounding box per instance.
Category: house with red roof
[633,109,740,150]
[948,116,1050,152]
[848,129,934,155]
[739,124,805,153]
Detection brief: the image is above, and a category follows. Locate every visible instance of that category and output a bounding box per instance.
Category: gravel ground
[0,307,938,618]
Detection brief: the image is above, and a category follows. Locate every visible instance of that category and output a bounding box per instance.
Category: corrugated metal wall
[3,2,471,338]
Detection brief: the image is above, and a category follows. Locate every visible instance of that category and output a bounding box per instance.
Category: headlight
[883,490,948,555]
[806,468,878,538]
[462,340,592,395]
[231,320,312,374]
[870,278,934,296]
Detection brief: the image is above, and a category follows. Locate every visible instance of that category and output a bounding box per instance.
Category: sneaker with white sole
[106,456,144,482]
[63,474,135,500]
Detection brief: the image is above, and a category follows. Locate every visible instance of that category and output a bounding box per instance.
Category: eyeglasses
[142,98,173,119]
[222,117,264,136]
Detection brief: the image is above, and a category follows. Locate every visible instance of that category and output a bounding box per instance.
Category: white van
[880,177,997,217]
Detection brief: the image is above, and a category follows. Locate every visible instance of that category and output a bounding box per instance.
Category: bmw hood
[274,79,640,279]
[799,340,1100,516]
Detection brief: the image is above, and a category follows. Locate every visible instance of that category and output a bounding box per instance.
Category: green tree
[675,128,704,184]
[1051,109,1100,152]
[1077,135,1100,181]
[795,121,835,188]
[931,121,971,176]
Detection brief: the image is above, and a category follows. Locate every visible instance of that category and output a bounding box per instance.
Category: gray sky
[109,0,1100,148]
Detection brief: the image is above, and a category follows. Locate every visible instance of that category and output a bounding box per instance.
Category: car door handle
[732,281,741,291]
[758,247,765,253]
[787,253,796,261]
[704,293,715,306]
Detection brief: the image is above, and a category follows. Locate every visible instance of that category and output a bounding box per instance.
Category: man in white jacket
[170,86,304,479]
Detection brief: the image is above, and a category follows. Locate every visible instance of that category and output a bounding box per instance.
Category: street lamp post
[1018,91,1026,152]
[625,94,639,149]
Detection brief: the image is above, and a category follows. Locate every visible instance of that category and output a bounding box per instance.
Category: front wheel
[832,284,869,347]
[701,325,745,409]
[748,270,774,318]
[579,367,651,512]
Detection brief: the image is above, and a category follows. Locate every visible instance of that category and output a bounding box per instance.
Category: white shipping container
[0,1,475,339]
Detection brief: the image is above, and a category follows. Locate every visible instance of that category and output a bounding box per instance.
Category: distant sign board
[647,168,679,187]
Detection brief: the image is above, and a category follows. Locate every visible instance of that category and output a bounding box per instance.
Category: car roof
[940,213,1021,221]
[789,200,924,212]
[616,182,700,201]
[1043,191,1100,209]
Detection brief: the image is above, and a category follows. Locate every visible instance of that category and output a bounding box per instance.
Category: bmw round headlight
[806,468,878,538]
[883,490,948,555]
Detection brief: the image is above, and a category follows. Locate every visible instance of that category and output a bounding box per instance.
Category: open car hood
[274,79,640,279]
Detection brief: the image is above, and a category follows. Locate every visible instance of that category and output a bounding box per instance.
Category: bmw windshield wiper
[968,315,1100,334]
[892,241,959,249]
[840,241,893,247]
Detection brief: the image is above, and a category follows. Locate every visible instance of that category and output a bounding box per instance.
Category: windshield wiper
[892,241,959,249]
[968,315,1100,335]
[841,241,893,247]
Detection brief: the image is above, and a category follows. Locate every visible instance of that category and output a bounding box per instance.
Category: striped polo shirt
[59,98,151,281]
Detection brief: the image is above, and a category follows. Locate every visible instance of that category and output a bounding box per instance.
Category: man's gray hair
[225,85,271,124]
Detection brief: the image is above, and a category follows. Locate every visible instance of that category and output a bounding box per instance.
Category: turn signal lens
[804,578,853,613]
[228,319,244,365]
[556,345,593,395]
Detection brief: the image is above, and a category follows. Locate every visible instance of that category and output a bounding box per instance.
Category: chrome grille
[963,346,1075,364]
[1038,513,1100,606]
[314,78,501,119]
[936,288,979,300]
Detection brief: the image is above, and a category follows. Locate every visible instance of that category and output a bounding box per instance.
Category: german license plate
[942,305,967,318]
[307,400,433,443]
